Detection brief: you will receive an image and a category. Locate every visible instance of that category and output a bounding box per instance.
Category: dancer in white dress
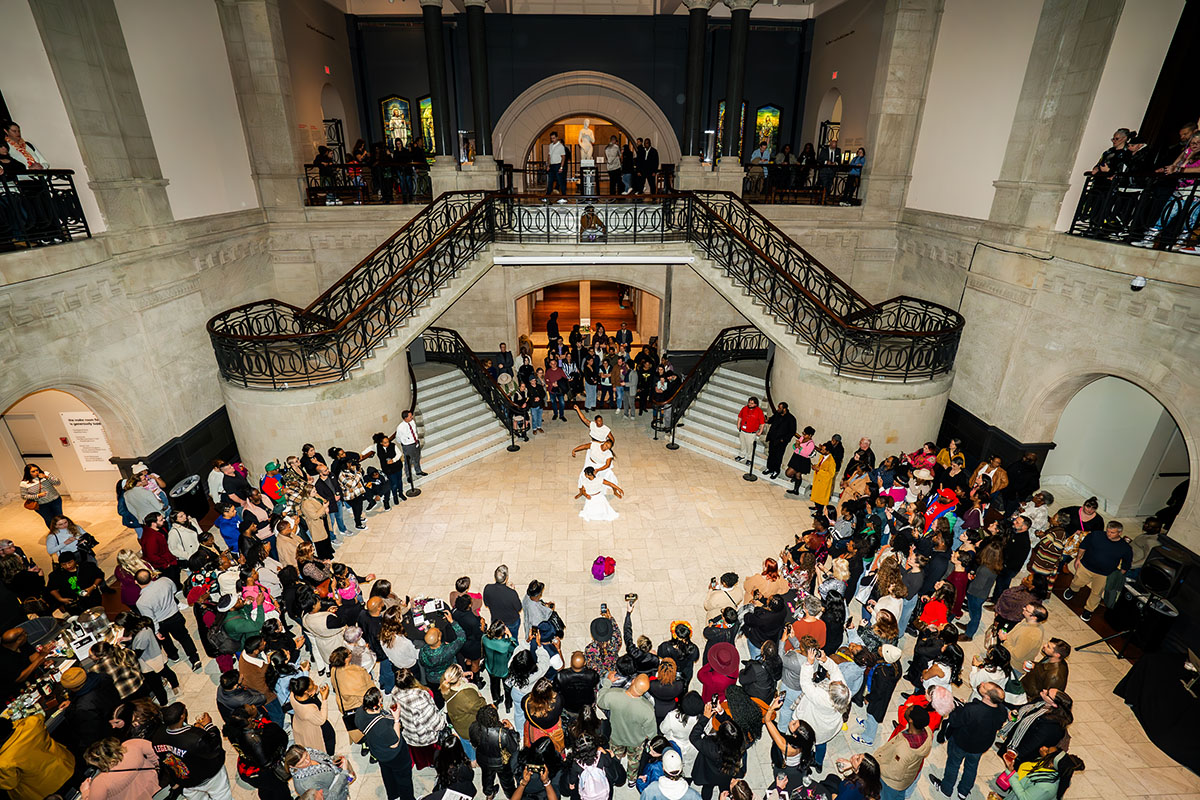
[571,439,619,487]
[576,466,622,522]
[575,406,613,447]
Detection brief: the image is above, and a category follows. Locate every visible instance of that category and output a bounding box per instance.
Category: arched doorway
[816,88,842,146]
[320,83,348,160]
[1040,376,1189,519]
[493,71,682,174]
[521,116,634,194]
[515,280,661,356]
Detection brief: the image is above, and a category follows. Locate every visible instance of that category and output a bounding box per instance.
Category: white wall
[114,0,258,220]
[0,0,106,233]
[905,0,1042,219]
[803,0,886,150]
[1053,0,1184,231]
[1042,376,1173,515]
[0,390,119,501]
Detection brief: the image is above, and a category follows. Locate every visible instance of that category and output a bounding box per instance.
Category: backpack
[207,614,238,655]
[578,758,610,800]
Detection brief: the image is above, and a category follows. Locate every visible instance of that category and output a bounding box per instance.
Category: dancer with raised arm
[576,405,614,447]
[576,466,623,522]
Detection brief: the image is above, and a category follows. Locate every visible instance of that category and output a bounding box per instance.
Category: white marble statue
[578,119,595,161]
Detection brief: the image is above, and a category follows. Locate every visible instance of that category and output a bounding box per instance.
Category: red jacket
[738,406,765,433]
[141,527,177,570]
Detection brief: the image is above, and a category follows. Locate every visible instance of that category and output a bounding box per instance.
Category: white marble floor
[4,412,1196,800]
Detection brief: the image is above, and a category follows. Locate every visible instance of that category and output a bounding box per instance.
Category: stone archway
[493,71,682,167]
[1,379,145,460]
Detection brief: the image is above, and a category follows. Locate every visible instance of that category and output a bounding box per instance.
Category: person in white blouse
[395,410,426,481]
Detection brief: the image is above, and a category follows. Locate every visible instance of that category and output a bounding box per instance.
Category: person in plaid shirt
[89,640,147,700]
[281,455,310,518]
[584,610,621,673]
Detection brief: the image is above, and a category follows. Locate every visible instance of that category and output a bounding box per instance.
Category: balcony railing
[1067,172,1199,253]
[0,170,91,250]
[742,163,862,206]
[209,191,964,389]
[303,162,434,206]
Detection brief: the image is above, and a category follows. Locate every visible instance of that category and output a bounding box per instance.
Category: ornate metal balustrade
[653,326,770,443]
[209,191,490,388]
[0,169,91,250]
[209,190,963,389]
[418,327,520,434]
[490,195,686,244]
[688,191,963,381]
[1067,172,1200,253]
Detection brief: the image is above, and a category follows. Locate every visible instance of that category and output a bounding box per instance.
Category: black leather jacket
[470,720,520,770]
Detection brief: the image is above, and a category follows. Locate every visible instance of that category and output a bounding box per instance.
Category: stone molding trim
[492,71,682,166]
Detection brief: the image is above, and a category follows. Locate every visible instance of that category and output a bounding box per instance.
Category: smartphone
[625,593,638,604]
[711,693,720,706]
[600,602,608,615]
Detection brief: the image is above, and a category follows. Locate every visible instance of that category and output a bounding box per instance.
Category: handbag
[546,609,566,638]
[24,498,38,510]
[853,572,877,606]
[331,670,364,743]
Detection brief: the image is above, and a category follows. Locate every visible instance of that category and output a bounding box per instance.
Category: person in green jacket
[1004,748,1085,800]
[482,621,517,712]
[222,596,266,650]
[419,611,465,697]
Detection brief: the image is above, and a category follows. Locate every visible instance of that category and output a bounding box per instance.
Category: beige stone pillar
[579,280,591,326]
[27,0,175,235]
[214,0,307,223]
[859,0,945,222]
[988,0,1124,233]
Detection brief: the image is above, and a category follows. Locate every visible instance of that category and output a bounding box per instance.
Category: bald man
[554,650,600,729]
[1,627,45,689]
[418,610,464,705]
[598,670,657,778]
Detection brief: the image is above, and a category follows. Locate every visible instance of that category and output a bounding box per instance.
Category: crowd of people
[311,137,432,205]
[481,318,677,439]
[745,140,864,205]
[2,403,1158,800]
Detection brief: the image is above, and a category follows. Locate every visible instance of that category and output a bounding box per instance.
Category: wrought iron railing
[689,191,963,381]
[303,162,434,205]
[419,327,520,434]
[1067,172,1200,253]
[208,191,963,388]
[653,326,769,443]
[0,169,91,250]
[208,191,490,388]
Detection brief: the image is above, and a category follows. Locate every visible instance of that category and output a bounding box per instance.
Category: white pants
[738,431,758,460]
[182,768,234,800]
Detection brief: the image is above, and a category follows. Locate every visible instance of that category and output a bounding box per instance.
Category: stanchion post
[742,439,759,481]
[506,411,521,452]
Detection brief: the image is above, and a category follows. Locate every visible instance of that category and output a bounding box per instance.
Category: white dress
[577,441,619,487]
[579,473,619,522]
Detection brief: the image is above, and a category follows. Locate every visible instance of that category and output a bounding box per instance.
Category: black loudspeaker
[1140,543,1190,599]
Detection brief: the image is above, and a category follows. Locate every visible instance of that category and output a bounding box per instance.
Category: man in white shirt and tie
[396,410,427,482]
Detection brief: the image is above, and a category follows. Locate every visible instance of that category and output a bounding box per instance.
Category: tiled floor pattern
[4,412,1196,799]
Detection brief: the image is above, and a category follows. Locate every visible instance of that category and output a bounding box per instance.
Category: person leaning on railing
[1133,130,1200,252]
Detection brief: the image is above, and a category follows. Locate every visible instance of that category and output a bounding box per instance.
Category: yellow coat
[811,454,836,506]
[0,715,75,800]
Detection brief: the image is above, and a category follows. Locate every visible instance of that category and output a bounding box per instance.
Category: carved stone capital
[682,0,716,10]
[724,0,757,11]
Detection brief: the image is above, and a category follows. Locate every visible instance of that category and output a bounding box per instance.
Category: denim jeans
[898,593,920,640]
[746,640,762,659]
[615,386,624,409]
[859,713,879,744]
[379,658,396,693]
[550,392,566,419]
[813,741,827,770]
[880,779,917,800]
[531,406,544,429]
[585,383,597,409]
[546,165,566,195]
[385,471,405,506]
[939,739,981,797]
[777,685,803,727]
[964,593,986,639]
[327,501,347,534]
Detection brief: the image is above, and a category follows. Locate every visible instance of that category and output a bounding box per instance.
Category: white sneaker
[623,189,633,195]
[355,524,369,532]
[1131,235,1157,248]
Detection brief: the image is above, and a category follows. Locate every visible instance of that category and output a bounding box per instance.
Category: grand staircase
[411,364,511,477]
[671,365,778,474]
[207,191,965,453]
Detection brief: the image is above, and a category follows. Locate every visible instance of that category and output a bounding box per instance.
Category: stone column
[859,0,945,222]
[682,0,715,159]
[421,0,455,159]
[988,0,1124,233]
[464,0,492,157]
[714,0,756,194]
[27,0,174,235]
[215,0,307,223]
